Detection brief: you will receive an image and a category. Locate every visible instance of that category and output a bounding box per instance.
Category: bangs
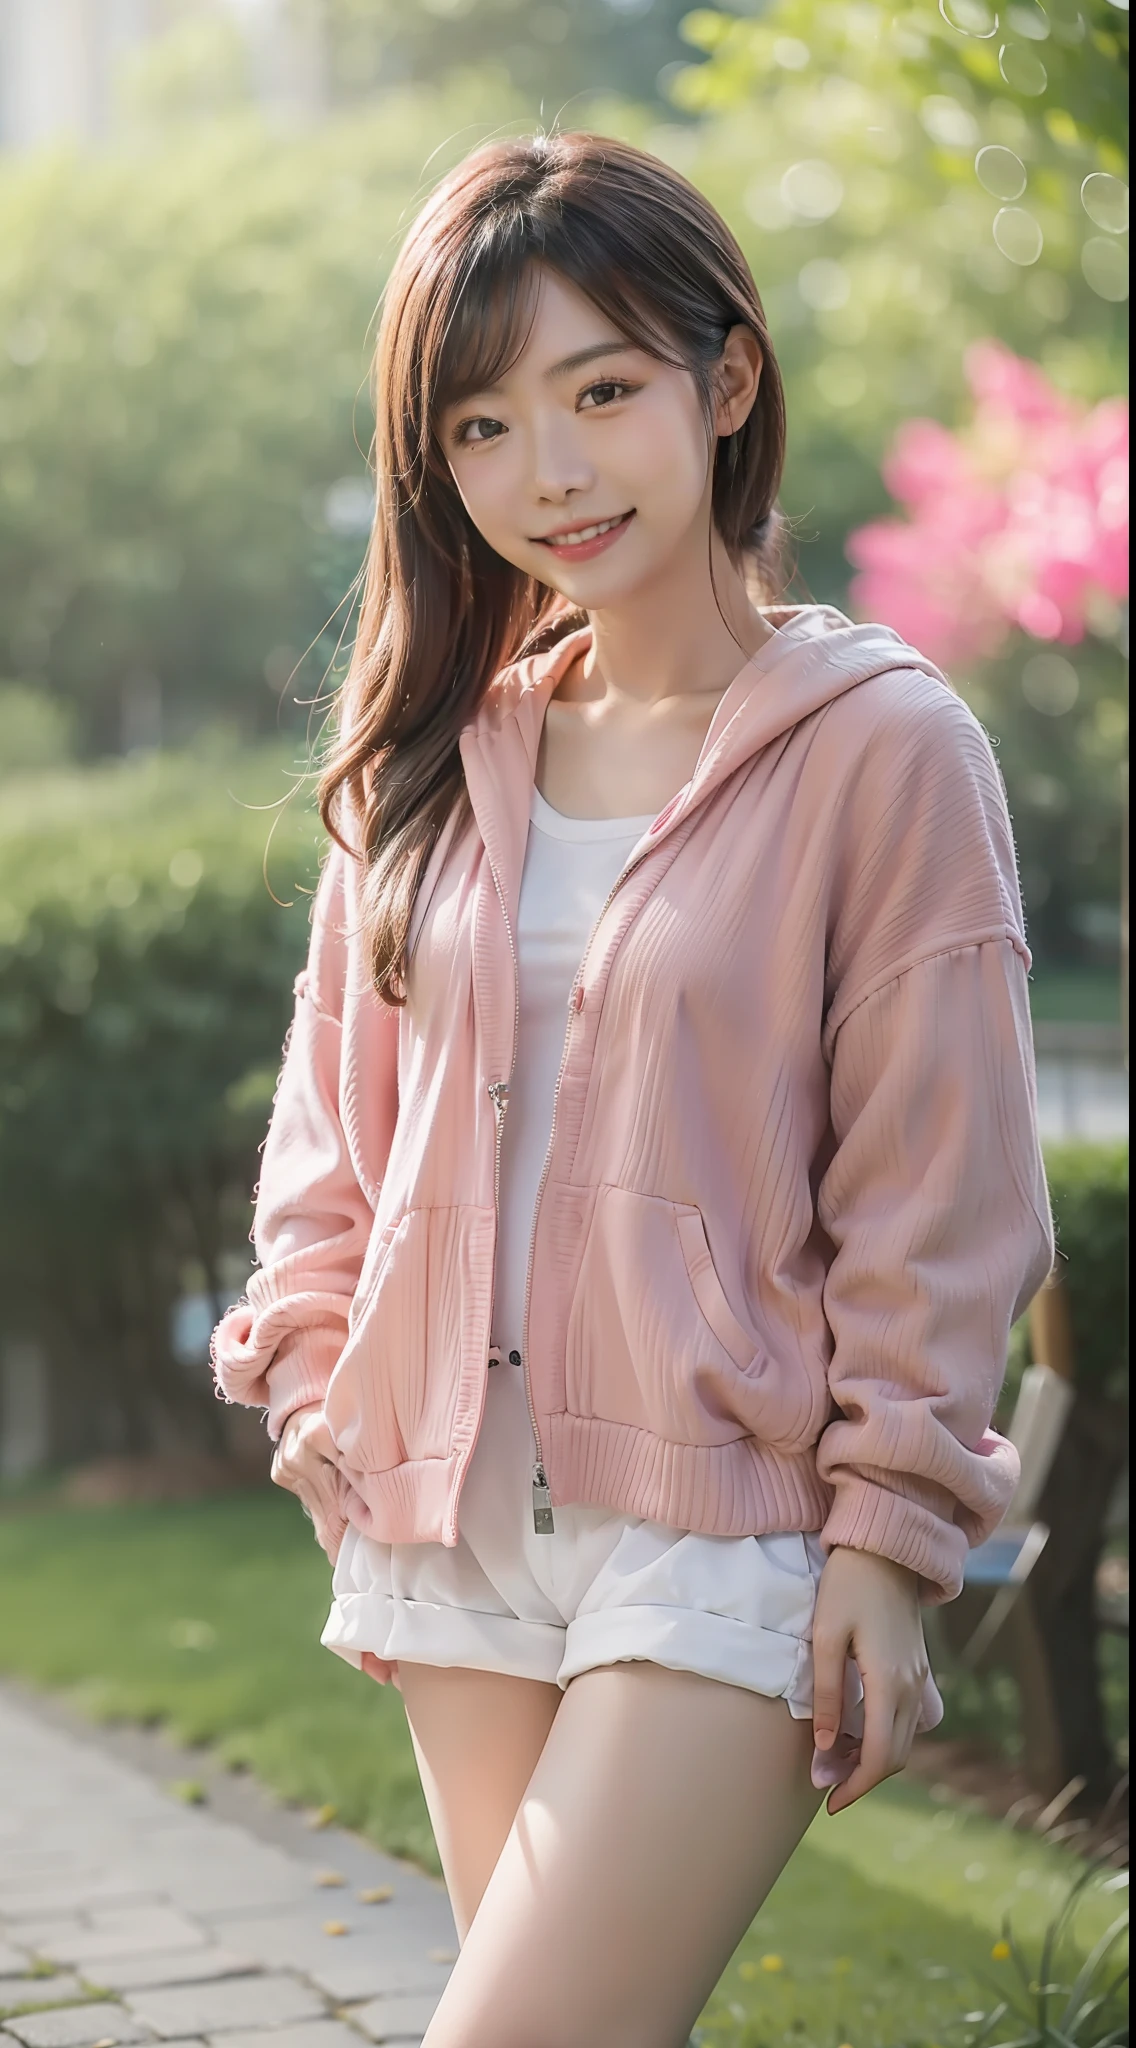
[427,226,541,421]
[421,206,702,439]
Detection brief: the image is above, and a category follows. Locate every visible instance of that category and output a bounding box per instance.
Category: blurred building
[0,0,326,150]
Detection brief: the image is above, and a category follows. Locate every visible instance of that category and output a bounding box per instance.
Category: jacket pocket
[673,1206,758,1370]
[325,1203,494,1473]
[565,1184,815,1451]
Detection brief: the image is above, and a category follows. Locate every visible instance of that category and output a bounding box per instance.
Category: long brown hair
[320,131,790,1004]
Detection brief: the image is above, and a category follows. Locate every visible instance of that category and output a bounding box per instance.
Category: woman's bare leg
[414,1660,825,2048]
[397,1661,562,1942]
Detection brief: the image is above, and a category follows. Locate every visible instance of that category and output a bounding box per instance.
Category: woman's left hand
[810,1545,931,1815]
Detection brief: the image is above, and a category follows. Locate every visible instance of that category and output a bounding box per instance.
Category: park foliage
[0,743,320,1457]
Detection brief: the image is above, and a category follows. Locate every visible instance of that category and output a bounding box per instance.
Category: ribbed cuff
[820,1478,969,1606]
[264,1330,337,1440]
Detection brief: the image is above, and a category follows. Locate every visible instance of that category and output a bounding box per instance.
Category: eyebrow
[546,340,639,379]
[446,338,640,412]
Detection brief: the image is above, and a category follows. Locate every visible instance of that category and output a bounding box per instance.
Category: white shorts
[321,1357,889,1737]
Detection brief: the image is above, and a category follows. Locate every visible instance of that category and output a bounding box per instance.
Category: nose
[530,406,595,504]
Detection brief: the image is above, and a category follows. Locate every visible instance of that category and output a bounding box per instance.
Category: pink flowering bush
[846,343,1129,670]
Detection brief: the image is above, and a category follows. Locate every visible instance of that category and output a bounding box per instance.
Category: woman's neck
[561,525,775,711]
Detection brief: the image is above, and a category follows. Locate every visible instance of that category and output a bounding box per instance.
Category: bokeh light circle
[1006,0,1051,38]
[993,206,1044,263]
[798,258,851,310]
[1048,1,1085,43]
[772,37,810,69]
[1080,173,1129,234]
[1021,653,1080,715]
[976,145,1028,199]
[1081,237,1129,302]
[780,160,844,222]
[939,0,999,35]
[998,43,1048,91]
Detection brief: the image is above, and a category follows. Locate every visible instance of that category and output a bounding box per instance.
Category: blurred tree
[666,0,1127,594]
[0,742,321,1458]
[0,77,516,756]
[320,0,697,112]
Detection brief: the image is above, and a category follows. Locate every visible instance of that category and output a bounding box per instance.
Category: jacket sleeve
[813,675,1056,1604]
[210,841,399,1440]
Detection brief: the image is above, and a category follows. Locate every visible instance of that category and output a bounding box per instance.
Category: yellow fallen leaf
[169,1779,206,1805]
[992,1939,1012,1960]
[760,1954,784,1972]
[314,1869,346,1887]
[359,1884,395,1904]
[309,1802,338,1828]
[322,1919,349,1937]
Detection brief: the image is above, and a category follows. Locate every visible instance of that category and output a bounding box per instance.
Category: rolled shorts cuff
[558,1601,815,1712]
[321,1590,566,1684]
[322,1587,819,1713]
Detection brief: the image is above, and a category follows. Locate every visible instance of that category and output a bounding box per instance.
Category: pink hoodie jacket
[211,604,1055,1606]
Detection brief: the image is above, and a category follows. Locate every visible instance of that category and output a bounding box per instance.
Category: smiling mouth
[532,511,635,557]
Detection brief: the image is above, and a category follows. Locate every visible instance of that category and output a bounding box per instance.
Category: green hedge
[1000,1139,1130,1422]
[1046,1140,1129,1405]
[0,741,321,1458]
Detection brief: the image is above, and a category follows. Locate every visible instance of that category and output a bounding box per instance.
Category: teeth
[549,515,625,546]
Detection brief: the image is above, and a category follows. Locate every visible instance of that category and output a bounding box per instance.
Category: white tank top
[491,783,658,1361]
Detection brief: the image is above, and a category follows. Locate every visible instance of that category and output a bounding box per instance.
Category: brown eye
[579,380,634,411]
[458,416,505,445]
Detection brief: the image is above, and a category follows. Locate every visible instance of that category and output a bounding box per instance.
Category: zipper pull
[488,1079,510,1120]
[532,1463,555,1536]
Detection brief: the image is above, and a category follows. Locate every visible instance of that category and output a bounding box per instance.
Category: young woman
[212,133,1055,2047]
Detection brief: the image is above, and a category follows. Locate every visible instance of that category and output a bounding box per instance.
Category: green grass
[0,1488,435,1870]
[0,1489,1125,2048]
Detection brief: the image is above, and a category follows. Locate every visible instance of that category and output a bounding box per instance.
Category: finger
[810,1620,850,1753]
[826,1673,898,1814]
[891,1692,924,1775]
[274,1436,329,1502]
[306,1471,346,1557]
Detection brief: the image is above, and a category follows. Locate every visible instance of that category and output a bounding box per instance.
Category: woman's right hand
[270,1402,347,1564]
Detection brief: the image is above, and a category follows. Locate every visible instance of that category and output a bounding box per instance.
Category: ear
[714,324,763,439]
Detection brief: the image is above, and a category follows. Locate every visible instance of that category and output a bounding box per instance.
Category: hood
[459,603,951,917]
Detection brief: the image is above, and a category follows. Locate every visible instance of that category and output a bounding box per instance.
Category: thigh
[397,1661,562,1943]
[420,1661,824,2048]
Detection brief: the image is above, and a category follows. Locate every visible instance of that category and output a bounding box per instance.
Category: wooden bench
[935,1270,1128,1803]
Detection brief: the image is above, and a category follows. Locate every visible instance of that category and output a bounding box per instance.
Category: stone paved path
[0,1689,457,2046]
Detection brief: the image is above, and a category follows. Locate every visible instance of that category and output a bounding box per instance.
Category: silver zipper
[484,850,553,1535]
[472,798,665,1538]
[487,1078,510,1217]
[445,826,521,1543]
[517,833,657,1534]
[483,846,552,1528]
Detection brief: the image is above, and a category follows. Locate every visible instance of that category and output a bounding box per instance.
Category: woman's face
[437,268,759,606]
